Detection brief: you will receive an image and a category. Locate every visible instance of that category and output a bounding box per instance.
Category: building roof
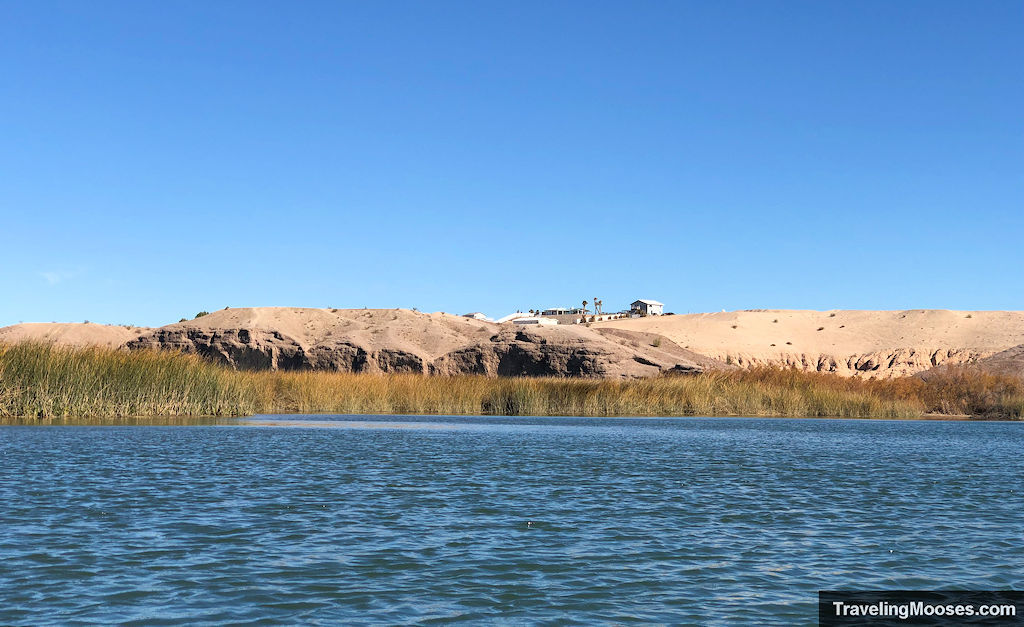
[632,299,664,306]
[512,316,558,325]
[495,312,531,323]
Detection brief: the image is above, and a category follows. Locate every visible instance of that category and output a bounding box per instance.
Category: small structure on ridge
[631,300,664,316]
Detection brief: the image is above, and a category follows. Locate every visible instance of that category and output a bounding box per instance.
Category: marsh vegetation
[1,342,1021,420]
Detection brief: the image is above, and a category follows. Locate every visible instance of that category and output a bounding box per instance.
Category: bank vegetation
[1,342,1021,420]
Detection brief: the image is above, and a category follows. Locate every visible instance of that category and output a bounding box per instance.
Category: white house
[541,307,584,316]
[512,317,558,326]
[495,312,531,324]
[462,312,491,321]
[630,299,664,316]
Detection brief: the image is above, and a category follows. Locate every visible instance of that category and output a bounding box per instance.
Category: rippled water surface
[1,416,1021,624]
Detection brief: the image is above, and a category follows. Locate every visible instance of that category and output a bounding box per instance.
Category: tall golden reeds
[1,342,1020,420]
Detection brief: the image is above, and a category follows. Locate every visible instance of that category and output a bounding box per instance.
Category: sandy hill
[0,322,150,348]
[9,307,1018,379]
[123,307,711,378]
[595,310,1024,378]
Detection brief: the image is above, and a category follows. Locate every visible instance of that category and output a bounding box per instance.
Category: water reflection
[0,415,239,427]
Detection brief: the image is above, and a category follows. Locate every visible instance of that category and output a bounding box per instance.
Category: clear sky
[2,1,1021,326]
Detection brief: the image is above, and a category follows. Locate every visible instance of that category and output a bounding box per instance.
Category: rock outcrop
[430,327,705,378]
[971,344,1024,378]
[123,308,709,377]
[714,347,989,378]
[128,326,431,373]
[129,327,308,370]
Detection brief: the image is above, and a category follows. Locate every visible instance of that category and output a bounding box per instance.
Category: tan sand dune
[7,308,1020,378]
[0,322,149,348]
[595,310,1024,377]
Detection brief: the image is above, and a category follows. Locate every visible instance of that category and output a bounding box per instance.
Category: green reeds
[1,342,1020,420]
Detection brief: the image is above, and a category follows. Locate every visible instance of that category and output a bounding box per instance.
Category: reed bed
[1,342,1021,420]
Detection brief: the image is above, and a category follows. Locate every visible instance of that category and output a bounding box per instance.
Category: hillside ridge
[4,307,1023,379]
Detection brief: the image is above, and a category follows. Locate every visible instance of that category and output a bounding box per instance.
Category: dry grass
[915,369,1024,418]
[0,342,267,417]
[1,342,1021,420]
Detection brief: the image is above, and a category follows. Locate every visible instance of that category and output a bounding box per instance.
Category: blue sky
[2,1,1021,326]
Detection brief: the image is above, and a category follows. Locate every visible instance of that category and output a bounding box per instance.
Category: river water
[1,416,1021,624]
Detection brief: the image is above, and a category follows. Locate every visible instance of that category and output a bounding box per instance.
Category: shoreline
[1,411,1017,426]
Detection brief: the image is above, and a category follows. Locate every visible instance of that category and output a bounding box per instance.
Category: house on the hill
[495,312,531,324]
[541,307,584,316]
[513,317,558,326]
[631,299,664,316]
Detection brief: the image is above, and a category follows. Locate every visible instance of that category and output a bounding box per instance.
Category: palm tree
[582,300,588,315]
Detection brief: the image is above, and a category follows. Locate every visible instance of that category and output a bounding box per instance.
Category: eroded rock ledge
[126,324,706,378]
[705,348,990,378]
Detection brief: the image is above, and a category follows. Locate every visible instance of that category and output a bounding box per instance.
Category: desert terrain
[0,308,710,378]
[595,309,1024,377]
[3,308,1023,379]
[0,322,150,348]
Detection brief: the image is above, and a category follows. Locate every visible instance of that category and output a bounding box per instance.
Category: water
[1,416,1021,625]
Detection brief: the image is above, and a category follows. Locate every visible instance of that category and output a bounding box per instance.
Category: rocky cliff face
[971,344,1024,378]
[715,348,989,378]
[127,327,433,373]
[124,308,708,378]
[429,328,696,377]
[128,328,306,370]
